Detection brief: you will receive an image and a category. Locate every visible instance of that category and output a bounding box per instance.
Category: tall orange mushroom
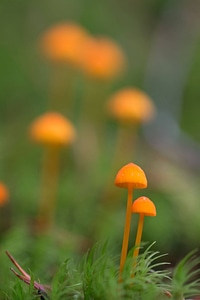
[115,162,147,274]
[39,22,91,110]
[73,36,127,125]
[132,196,156,260]
[30,112,76,230]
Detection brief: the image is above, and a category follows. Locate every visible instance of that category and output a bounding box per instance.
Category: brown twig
[5,250,51,297]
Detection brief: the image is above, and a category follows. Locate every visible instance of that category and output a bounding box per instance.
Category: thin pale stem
[119,187,133,274]
[133,214,144,259]
[37,146,60,230]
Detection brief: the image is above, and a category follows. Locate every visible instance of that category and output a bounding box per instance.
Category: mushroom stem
[49,65,74,112]
[133,213,144,259]
[113,126,138,170]
[37,146,60,230]
[119,186,133,274]
[49,65,64,109]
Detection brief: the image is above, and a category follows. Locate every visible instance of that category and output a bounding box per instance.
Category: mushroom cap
[115,162,147,189]
[0,183,9,205]
[30,112,76,147]
[79,36,126,80]
[106,88,156,123]
[39,22,89,65]
[132,196,156,216]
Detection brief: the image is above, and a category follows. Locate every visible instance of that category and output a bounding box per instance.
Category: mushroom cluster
[115,162,156,274]
[40,22,127,81]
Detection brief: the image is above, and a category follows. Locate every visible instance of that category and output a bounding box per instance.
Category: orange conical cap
[115,162,147,189]
[132,196,156,216]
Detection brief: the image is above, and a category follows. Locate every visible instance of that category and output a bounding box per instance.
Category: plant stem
[119,186,133,274]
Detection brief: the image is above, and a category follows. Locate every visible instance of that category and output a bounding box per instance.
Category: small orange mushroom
[30,112,76,230]
[132,196,156,259]
[115,162,147,274]
[0,183,9,206]
[106,88,156,168]
[106,88,156,124]
[39,22,90,66]
[30,112,76,147]
[79,36,126,80]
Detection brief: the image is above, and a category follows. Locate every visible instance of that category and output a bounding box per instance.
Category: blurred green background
[1,0,200,294]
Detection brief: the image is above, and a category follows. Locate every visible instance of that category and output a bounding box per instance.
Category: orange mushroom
[132,196,156,259]
[39,22,90,66]
[115,162,147,274]
[106,88,156,168]
[106,88,156,124]
[79,36,126,80]
[0,183,9,206]
[30,112,76,230]
[39,22,91,110]
[30,112,76,146]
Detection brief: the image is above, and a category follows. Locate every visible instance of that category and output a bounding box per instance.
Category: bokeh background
[1,0,200,294]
